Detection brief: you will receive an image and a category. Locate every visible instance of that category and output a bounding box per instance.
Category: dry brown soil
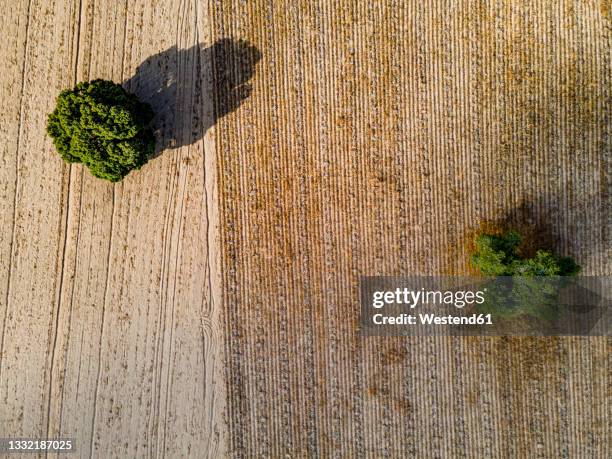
[0,0,609,457]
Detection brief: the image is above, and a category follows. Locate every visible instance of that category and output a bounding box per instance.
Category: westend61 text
[372,313,493,325]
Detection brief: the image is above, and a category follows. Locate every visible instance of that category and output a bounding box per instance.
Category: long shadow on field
[123,38,261,157]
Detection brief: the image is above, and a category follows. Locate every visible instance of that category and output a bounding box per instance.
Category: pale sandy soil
[1,1,224,457]
[0,0,610,458]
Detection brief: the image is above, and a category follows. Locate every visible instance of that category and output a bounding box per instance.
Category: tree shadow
[123,38,261,157]
[481,194,584,261]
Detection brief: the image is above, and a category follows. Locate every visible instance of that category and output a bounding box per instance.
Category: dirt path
[0,0,610,458]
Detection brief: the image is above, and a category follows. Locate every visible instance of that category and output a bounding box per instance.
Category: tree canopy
[47,79,155,182]
[471,230,580,276]
[471,230,581,320]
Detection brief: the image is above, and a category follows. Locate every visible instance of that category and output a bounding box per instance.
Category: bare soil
[0,0,609,457]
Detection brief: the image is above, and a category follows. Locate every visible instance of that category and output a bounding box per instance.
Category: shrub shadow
[483,194,584,261]
[123,38,261,157]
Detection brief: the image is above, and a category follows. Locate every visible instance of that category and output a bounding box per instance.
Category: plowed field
[1,0,609,457]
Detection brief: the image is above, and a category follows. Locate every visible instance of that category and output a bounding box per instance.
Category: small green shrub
[471,230,580,276]
[471,230,581,320]
[47,79,155,182]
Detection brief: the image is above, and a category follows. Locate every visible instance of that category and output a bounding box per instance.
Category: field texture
[1,0,610,458]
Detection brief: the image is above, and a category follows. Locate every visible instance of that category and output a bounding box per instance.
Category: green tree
[471,230,580,276]
[47,79,155,182]
[471,230,580,320]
